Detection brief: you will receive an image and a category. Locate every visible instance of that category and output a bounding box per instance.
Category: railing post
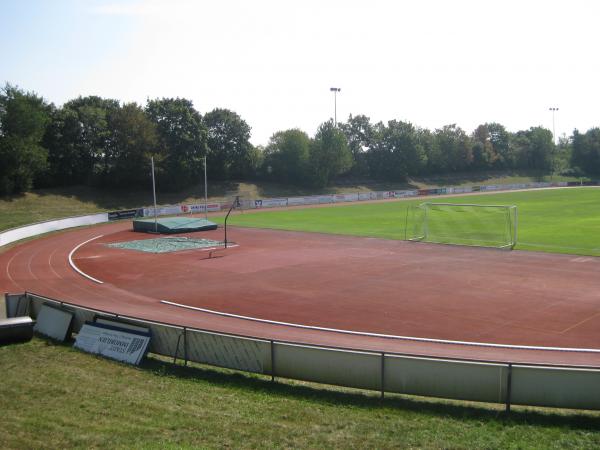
[380,352,385,400]
[270,340,275,382]
[184,327,188,366]
[506,363,513,413]
[173,330,184,365]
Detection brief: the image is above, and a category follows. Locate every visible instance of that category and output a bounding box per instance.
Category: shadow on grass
[137,353,600,431]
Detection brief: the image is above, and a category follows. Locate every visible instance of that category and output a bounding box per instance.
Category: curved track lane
[2,220,600,367]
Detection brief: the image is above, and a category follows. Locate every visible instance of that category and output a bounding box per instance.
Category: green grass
[1,339,599,449]
[223,188,600,256]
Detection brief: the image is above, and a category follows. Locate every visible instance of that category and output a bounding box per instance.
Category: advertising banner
[317,195,335,204]
[142,205,182,217]
[394,190,417,198]
[358,192,377,200]
[74,322,151,365]
[287,197,306,206]
[181,203,221,213]
[254,198,288,208]
[334,193,359,202]
[108,209,143,221]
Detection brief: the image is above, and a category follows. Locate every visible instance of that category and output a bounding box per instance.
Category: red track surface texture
[2,221,600,367]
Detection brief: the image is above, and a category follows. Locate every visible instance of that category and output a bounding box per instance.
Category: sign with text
[74,323,150,365]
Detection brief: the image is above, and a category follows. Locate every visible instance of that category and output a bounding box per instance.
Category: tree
[145,98,207,190]
[0,84,51,194]
[203,108,253,180]
[487,123,511,168]
[368,120,426,180]
[471,124,499,169]
[106,103,159,187]
[42,96,119,187]
[434,125,473,172]
[571,128,600,175]
[512,127,553,171]
[309,121,352,187]
[264,129,310,185]
[339,114,374,176]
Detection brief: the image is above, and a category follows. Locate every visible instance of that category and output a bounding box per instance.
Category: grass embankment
[0,171,584,231]
[223,188,600,256]
[1,339,599,449]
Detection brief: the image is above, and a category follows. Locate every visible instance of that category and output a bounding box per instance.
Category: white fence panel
[384,355,507,403]
[511,365,600,410]
[273,343,381,390]
[186,329,270,374]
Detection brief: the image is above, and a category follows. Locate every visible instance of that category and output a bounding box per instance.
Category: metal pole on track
[204,156,208,221]
[151,156,158,233]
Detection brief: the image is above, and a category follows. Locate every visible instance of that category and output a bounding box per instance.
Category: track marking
[48,248,63,279]
[69,235,105,284]
[4,248,25,291]
[561,311,600,334]
[161,300,600,354]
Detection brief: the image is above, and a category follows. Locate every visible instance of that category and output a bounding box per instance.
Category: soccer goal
[405,202,518,249]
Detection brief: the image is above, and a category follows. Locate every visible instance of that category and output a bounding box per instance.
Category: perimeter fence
[5,292,600,411]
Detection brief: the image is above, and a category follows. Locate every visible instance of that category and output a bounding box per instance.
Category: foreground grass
[1,339,599,449]
[0,172,584,231]
[224,188,600,256]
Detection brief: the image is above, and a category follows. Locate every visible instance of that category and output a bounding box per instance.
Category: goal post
[405,202,518,249]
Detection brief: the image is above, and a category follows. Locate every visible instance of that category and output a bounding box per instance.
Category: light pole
[330,87,341,126]
[549,107,559,144]
[549,107,559,180]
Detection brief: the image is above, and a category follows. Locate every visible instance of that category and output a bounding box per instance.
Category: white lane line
[69,235,105,284]
[4,248,26,291]
[48,248,62,279]
[160,300,600,354]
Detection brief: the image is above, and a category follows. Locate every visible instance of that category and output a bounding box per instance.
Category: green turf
[221,188,600,256]
[1,339,599,449]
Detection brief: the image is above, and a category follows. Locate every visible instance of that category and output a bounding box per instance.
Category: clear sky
[1,0,599,146]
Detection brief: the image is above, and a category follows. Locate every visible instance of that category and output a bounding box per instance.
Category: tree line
[1,83,599,196]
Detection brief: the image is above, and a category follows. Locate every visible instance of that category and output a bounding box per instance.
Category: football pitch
[224,187,600,256]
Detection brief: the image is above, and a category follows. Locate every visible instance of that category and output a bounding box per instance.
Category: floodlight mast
[330,87,341,126]
[549,107,559,180]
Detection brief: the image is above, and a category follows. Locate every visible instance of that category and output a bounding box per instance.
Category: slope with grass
[223,188,600,256]
[1,339,599,449]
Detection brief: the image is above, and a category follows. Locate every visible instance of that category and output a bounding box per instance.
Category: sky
[1,0,599,146]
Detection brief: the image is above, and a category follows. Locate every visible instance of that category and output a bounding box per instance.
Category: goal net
[405,202,518,249]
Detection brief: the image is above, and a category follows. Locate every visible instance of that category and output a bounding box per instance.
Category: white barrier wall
[186,329,270,373]
[0,213,108,247]
[7,293,600,411]
[384,355,507,403]
[273,343,382,391]
[511,365,600,410]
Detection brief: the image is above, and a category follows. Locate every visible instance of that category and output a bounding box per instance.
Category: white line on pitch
[160,300,600,354]
[69,235,105,284]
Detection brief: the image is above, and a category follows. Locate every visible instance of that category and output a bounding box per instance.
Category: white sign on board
[74,323,150,365]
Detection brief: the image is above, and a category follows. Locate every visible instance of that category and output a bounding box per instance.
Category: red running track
[2,220,600,367]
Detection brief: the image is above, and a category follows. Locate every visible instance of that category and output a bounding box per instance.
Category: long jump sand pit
[2,222,600,366]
